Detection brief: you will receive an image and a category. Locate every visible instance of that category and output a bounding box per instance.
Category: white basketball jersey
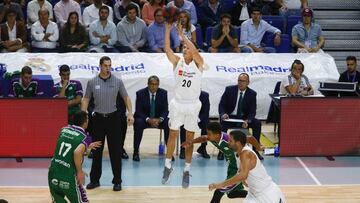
[242,146,273,195]
[173,57,202,101]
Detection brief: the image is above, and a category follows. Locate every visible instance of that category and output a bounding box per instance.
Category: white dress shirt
[231,88,247,115]
[27,0,54,26]
[31,20,59,49]
[82,3,114,28]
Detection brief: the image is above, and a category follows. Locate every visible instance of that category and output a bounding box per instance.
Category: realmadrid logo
[51,178,59,186]
[24,58,51,73]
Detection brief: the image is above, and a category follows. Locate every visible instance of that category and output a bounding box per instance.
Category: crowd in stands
[0,0,327,53]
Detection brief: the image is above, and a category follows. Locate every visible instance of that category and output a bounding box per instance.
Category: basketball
[163,6,179,23]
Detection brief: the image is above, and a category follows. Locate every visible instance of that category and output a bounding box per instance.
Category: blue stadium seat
[195,25,204,50]
[222,0,237,12]
[236,26,241,42]
[263,33,291,53]
[205,26,214,48]
[262,15,284,33]
[287,15,302,35]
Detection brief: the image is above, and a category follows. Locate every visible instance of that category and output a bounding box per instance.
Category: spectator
[54,0,82,28]
[89,5,117,53]
[141,0,164,25]
[114,0,140,24]
[0,9,27,52]
[31,8,59,52]
[8,66,44,97]
[279,0,308,17]
[261,0,281,16]
[179,90,210,159]
[59,11,88,52]
[81,56,134,192]
[27,0,54,27]
[292,8,325,53]
[177,10,197,50]
[147,8,180,53]
[218,73,263,160]
[198,0,224,33]
[339,56,360,84]
[230,0,252,26]
[167,0,197,25]
[52,64,83,124]
[82,0,114,29]
[116,4,148,52]
[133,75,170,161]
[0,0,24,23]
[240,7,281,53]
[281,59,314,96]
[209,13,240,53]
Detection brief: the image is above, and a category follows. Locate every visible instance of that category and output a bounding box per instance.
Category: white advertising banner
[0,53,339,119]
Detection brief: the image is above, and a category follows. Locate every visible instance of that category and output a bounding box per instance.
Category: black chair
[266,81,281,133]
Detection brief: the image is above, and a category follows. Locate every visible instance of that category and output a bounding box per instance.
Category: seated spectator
[0,9,27,52]
[167,0,197,25]
[54,0,82,28]
[147,8,180,53]
[177,10,197,50]
[116,4,148,52]
[240,7,281,53]
[59,11,88,52]
[198,0,224,33]
[209,13,240,53]
[179,90,210,159]
[339,56,360,84]
[141,0,164,26]
[230,0,252,26]
[89,5,118,53]
[114,0,140,24]
[82,0,114,29]
[8,66,44,97]
[0,0,24,23]
[280,59,314,96]
[27,0,54,27]
[133,75,169,162]
[218,73,263,160]
[292,8,325,53]
[31,8,59,52]
[52,65,83,124]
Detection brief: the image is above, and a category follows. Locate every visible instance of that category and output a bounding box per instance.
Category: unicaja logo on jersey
[178,69,183,76]
[51,178,59,186]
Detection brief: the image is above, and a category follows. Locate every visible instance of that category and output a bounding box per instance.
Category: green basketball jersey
[9,79,43,97]
[210,132,238,171]
[52,80,83,124]
[49,125,90,175]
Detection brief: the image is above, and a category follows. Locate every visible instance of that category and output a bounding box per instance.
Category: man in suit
[179,90,210,159]
[0,8,27,52]
[230,0,252,26]
[218,73,263,160]
[133,75,170,161]
[338,56,360,96]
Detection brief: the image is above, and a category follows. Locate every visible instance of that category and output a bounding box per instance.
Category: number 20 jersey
[174,57,202,101]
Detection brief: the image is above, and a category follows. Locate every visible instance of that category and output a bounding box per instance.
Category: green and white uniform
[8,78,43,97]
[48,125,91,203]
[210,132,244,193]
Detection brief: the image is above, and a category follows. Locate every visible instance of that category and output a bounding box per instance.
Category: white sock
[165,158,172,169]
[184,163,191,172]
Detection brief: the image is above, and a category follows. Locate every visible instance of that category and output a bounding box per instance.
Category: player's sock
[184,162,191,172]
[165,158,172,169]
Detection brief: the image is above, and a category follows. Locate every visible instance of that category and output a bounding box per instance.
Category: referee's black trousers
[90,111,127,184]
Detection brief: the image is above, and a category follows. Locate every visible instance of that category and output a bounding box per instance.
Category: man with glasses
[218,73,263,160]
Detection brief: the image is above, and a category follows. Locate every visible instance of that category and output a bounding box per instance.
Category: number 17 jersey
[174,57,202,101]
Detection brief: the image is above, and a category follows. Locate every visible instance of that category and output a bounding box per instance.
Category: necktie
[236,92,243,118]
[150,94,156,118]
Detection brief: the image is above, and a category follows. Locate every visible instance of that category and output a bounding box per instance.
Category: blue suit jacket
[199,91,210,124]
[134,87,168,120]
[218,85,257,122]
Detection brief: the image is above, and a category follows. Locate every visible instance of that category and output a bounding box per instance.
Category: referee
[81,56,134,191]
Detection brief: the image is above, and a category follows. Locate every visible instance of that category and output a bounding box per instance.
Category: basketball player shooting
[161,21,206,188]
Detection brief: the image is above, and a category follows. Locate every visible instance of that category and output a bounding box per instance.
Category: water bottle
[274,144,280,157]
[158,141,164,155]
